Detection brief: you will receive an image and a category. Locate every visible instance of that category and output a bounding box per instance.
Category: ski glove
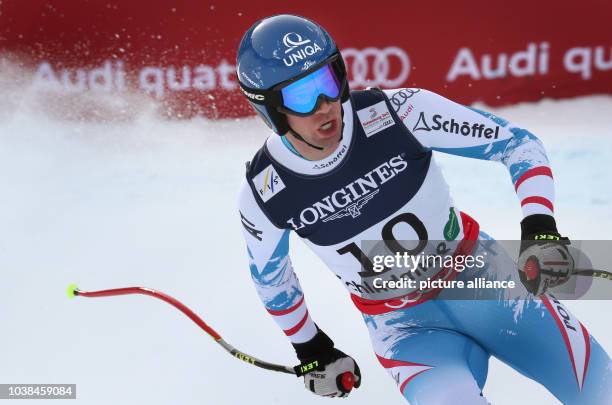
[292,329,361,398]
[518,214,573,296]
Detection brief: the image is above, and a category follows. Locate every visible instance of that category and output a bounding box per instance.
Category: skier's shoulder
[346,87,450,120]
[381,87,451,108]
[244,136,275,180]
[241,136,288,218]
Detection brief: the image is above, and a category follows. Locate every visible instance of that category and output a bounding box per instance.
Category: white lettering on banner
[140,67,164,97]
[341,47,411,88]
[166,66,190,91]
[193,65,216,90]
[89,61,120,91]
[446,42,550,81]
[32,59,237,98]
[216,59,236,90]
[29,44,611,100]
[564,46,612,80]
[33,61,127,92]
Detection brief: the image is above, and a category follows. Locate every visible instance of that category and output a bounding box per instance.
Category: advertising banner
[1,1,611,119]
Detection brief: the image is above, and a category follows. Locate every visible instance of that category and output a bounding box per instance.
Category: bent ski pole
[67,284,358,391]
[66,284,295,374]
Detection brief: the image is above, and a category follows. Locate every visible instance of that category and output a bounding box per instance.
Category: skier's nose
[316,99,333,114]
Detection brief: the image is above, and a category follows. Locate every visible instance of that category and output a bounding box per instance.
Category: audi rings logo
[341,47,411,88]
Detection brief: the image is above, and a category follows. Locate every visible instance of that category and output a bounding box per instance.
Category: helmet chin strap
[288,128,325,151]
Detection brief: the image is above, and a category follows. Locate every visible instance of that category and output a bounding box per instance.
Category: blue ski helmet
[236,15,349,135]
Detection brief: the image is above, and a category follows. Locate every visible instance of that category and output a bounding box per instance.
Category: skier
[236,14,611,404]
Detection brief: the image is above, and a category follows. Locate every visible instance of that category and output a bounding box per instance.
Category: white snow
[1,84,611,404]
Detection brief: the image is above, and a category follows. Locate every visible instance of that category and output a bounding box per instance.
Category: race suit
[237,87,612,404]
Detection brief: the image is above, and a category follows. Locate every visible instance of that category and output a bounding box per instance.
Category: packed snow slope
[1,90,611,404]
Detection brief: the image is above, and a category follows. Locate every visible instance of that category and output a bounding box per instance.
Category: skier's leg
[446,234,612,404]
[368,323,491,404]
[467,296,612,404]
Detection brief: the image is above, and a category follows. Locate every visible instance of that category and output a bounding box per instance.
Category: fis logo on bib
[413,112,500,139]
[252,165,286,203]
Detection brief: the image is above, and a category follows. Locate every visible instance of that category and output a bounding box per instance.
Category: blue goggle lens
[280,64,341,114]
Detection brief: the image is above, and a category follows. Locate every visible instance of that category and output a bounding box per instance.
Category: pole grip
[338,372,355,393]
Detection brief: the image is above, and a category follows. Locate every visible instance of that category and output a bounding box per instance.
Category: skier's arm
[386,88,554,218]
[238,179,317,343]
[239,180,362,395]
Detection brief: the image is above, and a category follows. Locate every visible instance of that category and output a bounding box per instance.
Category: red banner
[1,1,611,119]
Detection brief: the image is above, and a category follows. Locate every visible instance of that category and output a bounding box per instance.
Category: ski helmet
[236,14,349,135]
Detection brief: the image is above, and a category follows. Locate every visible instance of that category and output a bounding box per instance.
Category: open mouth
[317,119,337,137]
[320,120,333,131]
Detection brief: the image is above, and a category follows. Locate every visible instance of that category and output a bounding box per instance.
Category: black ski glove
[292,328,361,398]
[518,214,573,295]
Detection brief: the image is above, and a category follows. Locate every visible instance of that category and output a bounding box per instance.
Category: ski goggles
[238,53,346,116]
[276,63,342,115]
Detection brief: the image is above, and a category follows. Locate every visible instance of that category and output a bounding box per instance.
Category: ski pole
[573,268,612,280]
[66,284,296,374]
[65,284,359,392]
[531,267,612,280]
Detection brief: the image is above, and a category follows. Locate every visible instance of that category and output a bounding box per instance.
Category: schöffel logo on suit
[413,112,500,139]
[252,165,286,203]
[312,143,348,170]
[287,154,408,230]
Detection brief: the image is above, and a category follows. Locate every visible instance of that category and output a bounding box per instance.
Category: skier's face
[285,99,342,151]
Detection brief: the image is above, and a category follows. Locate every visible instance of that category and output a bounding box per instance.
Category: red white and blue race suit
[238,88,612,404]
